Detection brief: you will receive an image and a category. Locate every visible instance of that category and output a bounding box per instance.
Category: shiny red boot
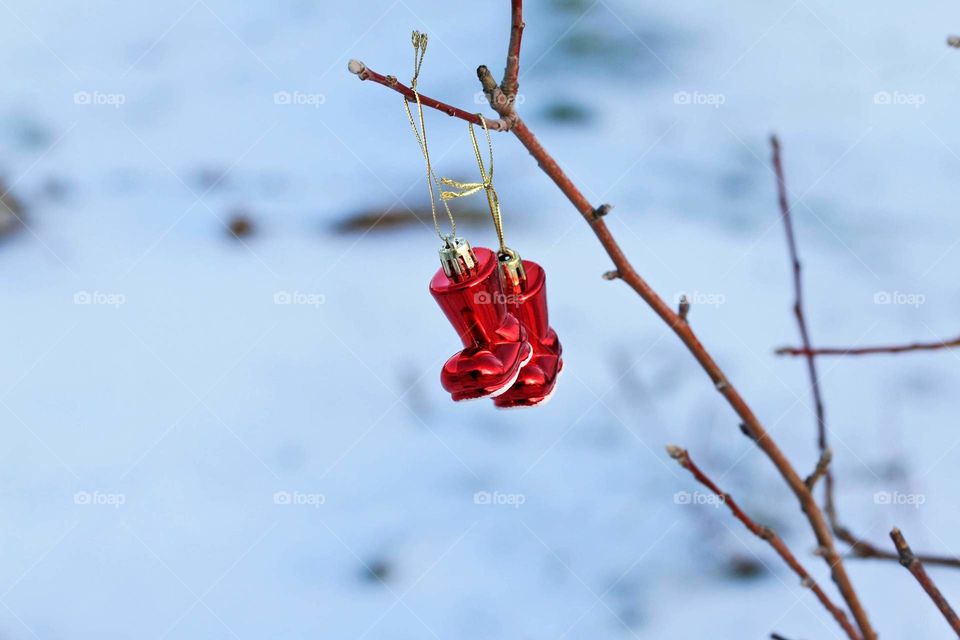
[491,250,563,408]
[429,236,533,402]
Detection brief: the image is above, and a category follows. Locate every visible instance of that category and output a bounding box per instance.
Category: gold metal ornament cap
[497,246,526,292]
[439,235,478,282]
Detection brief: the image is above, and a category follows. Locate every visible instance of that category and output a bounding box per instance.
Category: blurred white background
[1,0,958,637]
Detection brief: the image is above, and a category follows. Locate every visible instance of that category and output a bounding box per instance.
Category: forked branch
[668,446,860,640]
[347,59,509,131]
[771,136,960,571]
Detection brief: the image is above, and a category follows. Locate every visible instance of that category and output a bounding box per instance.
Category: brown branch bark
[347,60,509,131]
[770,136,960,575]
[668,446,861,640]
[846,535,960,568]
[890,528,960,635]
[348,6,875,638]
[771,134,831,486]
[777,336,960,357]
[502,0,524,101]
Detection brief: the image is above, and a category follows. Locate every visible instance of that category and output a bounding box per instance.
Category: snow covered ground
[1,0,959,637]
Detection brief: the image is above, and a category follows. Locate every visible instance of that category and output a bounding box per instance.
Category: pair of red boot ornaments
[429,235,562,407]
[399,31,562,407]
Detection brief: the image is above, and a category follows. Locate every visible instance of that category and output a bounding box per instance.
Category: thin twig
[846,536,960,568]
[805,448,832,490]
[349,8,875,638]
[771,134,832,503]
[502,0,524,102]
[890,528,960,635]
[770,136,960,573]
[777,336,960,357]
[347,60,509,131]
[668,446,860,640]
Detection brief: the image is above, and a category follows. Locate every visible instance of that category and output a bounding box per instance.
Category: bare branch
[502,0,524,102]
[771,134,829,463]
[668,446,860,640]
[770,136,959,577]
[768,136,879,635]
[805,448,832,490]
[890,528,960,635]
[777,336,960,357]
[846,536,960,568]
[348,59,509,131]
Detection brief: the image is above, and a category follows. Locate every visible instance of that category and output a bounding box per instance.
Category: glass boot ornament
[429,236,533,401]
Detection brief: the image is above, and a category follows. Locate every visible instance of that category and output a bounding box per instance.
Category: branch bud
[348,59,366,75]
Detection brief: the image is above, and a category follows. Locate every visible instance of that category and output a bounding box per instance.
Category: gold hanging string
[439,117,506,254]
[402,31,457,240]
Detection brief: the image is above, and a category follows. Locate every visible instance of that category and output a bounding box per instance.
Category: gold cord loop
[439,117,506,254]
[402,31,457,240]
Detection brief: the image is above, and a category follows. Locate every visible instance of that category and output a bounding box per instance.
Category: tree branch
[890,528,960,635]
[668,446,860,640]
[502,0,524,102]
[348,7,875,638]
[771,134,831,482]
[347,59,509,131]
[777,335,960,357]
[846,535,960,568]
[771,136,960,575]
[805,448,832,490]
